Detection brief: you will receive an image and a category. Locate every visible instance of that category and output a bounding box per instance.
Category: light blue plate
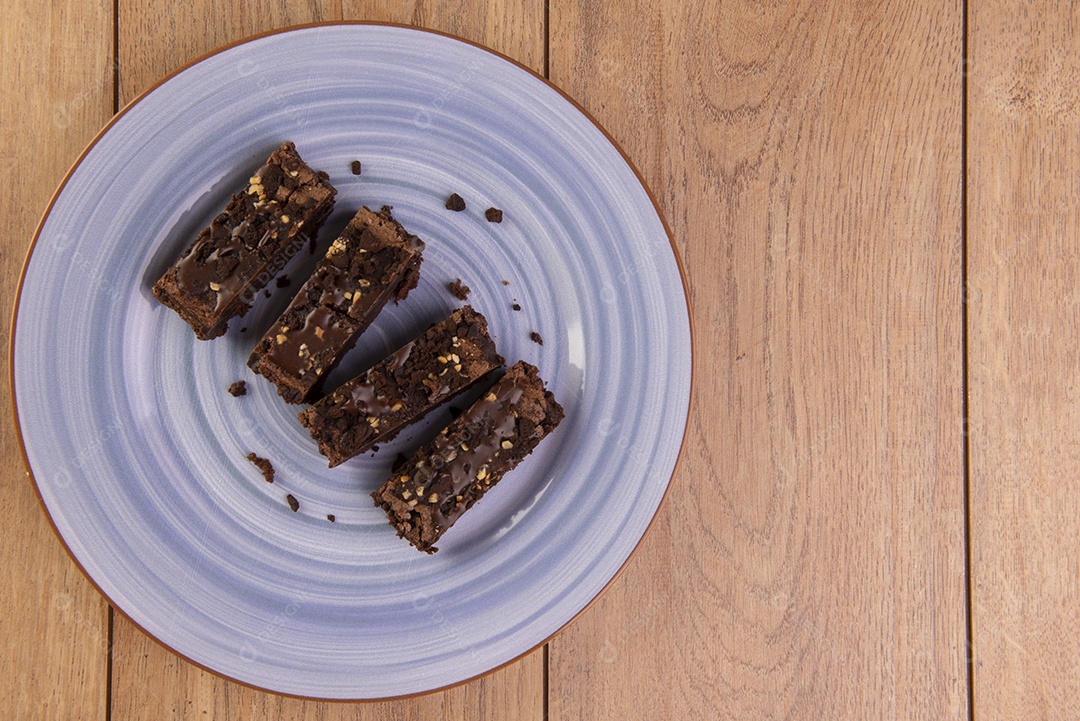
[13,24,691,699]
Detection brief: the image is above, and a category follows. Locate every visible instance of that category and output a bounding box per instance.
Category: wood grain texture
[1,0,115,719]
[110,1,545,718]
[548,1,969,718]
[968,2,1080,719]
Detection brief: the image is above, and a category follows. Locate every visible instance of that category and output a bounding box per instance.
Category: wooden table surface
[3,1,1077,718]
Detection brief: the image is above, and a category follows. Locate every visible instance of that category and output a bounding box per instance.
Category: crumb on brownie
[228,380,247,397]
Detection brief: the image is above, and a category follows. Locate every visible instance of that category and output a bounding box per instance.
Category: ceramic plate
[13,24,691,699]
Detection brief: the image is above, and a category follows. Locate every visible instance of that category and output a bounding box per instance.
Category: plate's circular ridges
[12,24,691,699]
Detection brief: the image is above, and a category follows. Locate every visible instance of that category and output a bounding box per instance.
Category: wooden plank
[1,0,114,718]
[110,1,546,718]
[968,2,1080,718]
[548,1,968,718]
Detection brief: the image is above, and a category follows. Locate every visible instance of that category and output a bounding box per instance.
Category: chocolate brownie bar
[298,305,503,467]
[372,361,563,553]
[153,143,336,340]
[248,206,424,404]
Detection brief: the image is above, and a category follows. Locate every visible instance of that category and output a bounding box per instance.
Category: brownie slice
[372,361,563,553]
[248,206,424,403]
[298,305,503,467]
[153,142,337,340]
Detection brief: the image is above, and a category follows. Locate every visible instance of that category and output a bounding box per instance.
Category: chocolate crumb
[445,193,466,211]
[228,380,247,397]
[327,514,336,523]
[240,327,248,333]
[316,170,329,180]
[485,207,503,223]
[286,494,300,512]
[246,452,275,483]
[512,303,521,311]
[448,278,471,300]
[447,405,463,419]
[371,445,380,453]
[275,275,291,288]
[392,452,409,473]
[502,280,509,286]
[530,331,544,345]
[264,289,272,298]
[350,160,362,175]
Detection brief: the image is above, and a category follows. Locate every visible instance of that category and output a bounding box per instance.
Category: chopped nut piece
[275,333,287,344]
[485,392,497,402]
[428,493,439,504]
[208,281,221,292]
[501,440,514,449]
